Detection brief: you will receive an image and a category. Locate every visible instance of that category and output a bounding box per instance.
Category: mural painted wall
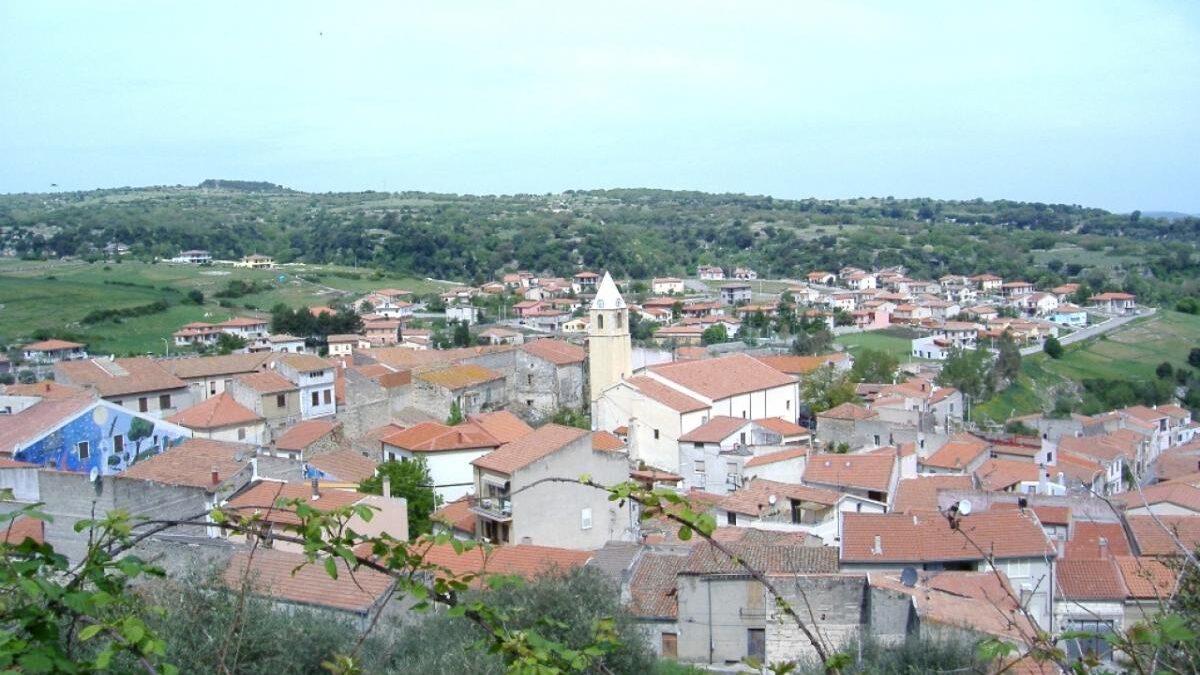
[14,401,191,475]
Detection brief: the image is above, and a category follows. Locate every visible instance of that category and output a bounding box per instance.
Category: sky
[2,1,1199,212]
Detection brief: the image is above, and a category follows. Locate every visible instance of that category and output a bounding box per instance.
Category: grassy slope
[0,260,451,355]
[973,310,1200,424]
[835,330,919,361]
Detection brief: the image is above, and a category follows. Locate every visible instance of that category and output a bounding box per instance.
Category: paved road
[1018,308,1152,356]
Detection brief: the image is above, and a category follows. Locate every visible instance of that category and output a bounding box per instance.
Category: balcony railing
[470,496,512,522]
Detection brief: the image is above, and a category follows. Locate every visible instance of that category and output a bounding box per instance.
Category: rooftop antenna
[900,567,918,588]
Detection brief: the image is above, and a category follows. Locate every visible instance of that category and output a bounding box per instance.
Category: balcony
[470,496,512,522]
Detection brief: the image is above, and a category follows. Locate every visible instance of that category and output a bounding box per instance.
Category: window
[786,400,791,410]
[76,441,90,460]
[726,511,737,526]
[237,427,246,440]
[276,393,287,408]
[527,374,533,385]
[323,389,332,405]
[694,460,705,475]
[616,312,623,328]
[1047,452,1054,463]
[311,391,320,407]
[138,397,148,412]
[159,394,171,410]
[113,435,123,454]
[747,628,766,661]
[661,633,678,659]
[525,399,533,407]
[873,434,881,446]
[653,429,660,440]
[597,314,604,329]
[739,432,746,445]
[580,508,593,530]
[209,382,217,395]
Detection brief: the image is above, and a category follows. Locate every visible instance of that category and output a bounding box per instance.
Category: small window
[597,314,604,330]
[786,400,791,410]
[726,511,737,526]
[527,374,533,385]
[76,441,90,459]
[113,435,124,454]
[525,399,533,407]
[1047,452,1054,464]
[695,460,705,474]
[138,397,148,412]
[323,389,332,405]
[237,427,246,440]
[873,434,881,446]
[311,391,320,407]
[580,508,593,530]
[653,429,660,440]
[739,432,746,445]
[209,382,217,395]
[159,394,171,410]
[276,394,287,408]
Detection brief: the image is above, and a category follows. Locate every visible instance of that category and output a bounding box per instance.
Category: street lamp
[160,338,169,357]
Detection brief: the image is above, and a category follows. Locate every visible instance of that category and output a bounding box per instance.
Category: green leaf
[324,556,338,580]
[677,525,692,541]
[78,625,104,641]
[18,652,54,673]
[210,509,226,524]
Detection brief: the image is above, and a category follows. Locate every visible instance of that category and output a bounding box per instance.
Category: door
[747,628,765,661]
[660,633,677,659]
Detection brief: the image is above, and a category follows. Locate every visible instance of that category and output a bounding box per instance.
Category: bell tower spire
[588,272,632,413]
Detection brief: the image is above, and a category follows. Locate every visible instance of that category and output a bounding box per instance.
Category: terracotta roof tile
[1127,515,1200,556]
[719,478,840,516]
[754,417,809,438]
[415,363,504,389]
[991,502,1072,526]
[1,381,92,400]
[306,450,379,483]
[624,375,707,413]
[420,543,591,585]
[1,516,45,546]
[274,420,337,451]
[752,353,846,376]
[678,416,750,444]
[120,438,253,489]
[276,353,335,373]
[1119,482,1200,513]
[520,339,585,365]
[1064,521,1131,559]
[225,481,364,527]
[23,339,85,351]
[167,393,262,430]
[1114,557,1177,599]
[591,431,625,453]
[871,571,1034,642]
[56,358,187,397]
[431,496,476,535]
[920,435,990,470]
[161,353,273,379]
[892,475,975,513]
[0,396,96,455]
[629,553,687,619]
[682,541,838,575]
[1057,558,1127,600]
[649,353,796,400]
[382,421,500,453]
[467,411,534,444]
[817,402,877,421]
[472,424,588,475]
[841,511,1056,563]
[224,548,393,613]
[743,447,808,469]
[803,451,895,493]
[974,458,1043,491]
[233,370,297,394]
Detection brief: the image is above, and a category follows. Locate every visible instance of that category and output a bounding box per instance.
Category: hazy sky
[2,2,1198,212]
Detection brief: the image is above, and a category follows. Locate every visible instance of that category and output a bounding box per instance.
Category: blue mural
[14,401,191,476]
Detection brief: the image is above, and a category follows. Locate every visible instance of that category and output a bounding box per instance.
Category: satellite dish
[956,499,972,516]
[900,567,918,588]
[767,494,777,506]
[89,467,100,482]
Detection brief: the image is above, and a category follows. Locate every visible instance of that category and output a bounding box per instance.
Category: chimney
[382,475,391,499]
[250,457,259,481]
[310,477,320,501]
[872,535,883,555]
[1098,537,1109,559]
[211,467,220,486]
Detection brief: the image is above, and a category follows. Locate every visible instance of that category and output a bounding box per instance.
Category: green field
[0,260,453,355]
[973,310,1200,424]
[834,329,920,361]
[1030,245,1140,271]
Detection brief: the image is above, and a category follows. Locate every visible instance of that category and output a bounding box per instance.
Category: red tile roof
[678,416,750,443]
[752,353,847,376]
[754,417,809,438]
[920,435,989,470]
[743,447,808,469]
[472,424,588,476]
[1064,521,1131,559]
[892,475,975,513]
[1119,482,1200,513]
[817,402,876,421]
[974,458,1043,491]
[467,411,534,444]
[382,421,500,453]
[591,431,626,453]
[431,496,476,535]
[648,353,796,400]
[420,543,591,585]
[0,396,95,455]
[628,553,687,619]
[1114,557,1177,600]
[871,571,1034,642]
[1057,558,1127,600]
[167,392,262,430]
[803,451,895,493]
[274,420,338,451]
[306,449,379,483]
[841,511,1056,563]
[719,478,840,516]
[224,481,364,527]
[520,339,586,365]
[24,339,85,351]
[1,515,45,546]
[1127,515,1200,556]
[223,548,393,613]
[1,381,91,400]
[625,375,707,413]
[233,369,297,394]
[120,438,252,489]
[57,358,187,397]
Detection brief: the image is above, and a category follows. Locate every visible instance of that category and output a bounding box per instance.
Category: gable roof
[1,381,92,400]
[276,353,334,373]
[306,449,379,483]
[431,495,476,535]
[274,420,338,451]
[224,481,364,527]
[419,543,591,585]
[591,431,626,453]
[1119,482,1200,513]
[752,353,846,376]
[1064,521,1131,559]
[718,478,840,516]
[625,376,707,413]
[0,396,96,455]
[870,571,1034,642]
[520,339,585,365]
[841,511,1056,563]
[682,541,838,575]
[754,417,809,437]
[23,339,85,351]
[629,552,688,619]
[233,369,297,394]
[57,358,187,397]
[743,447,808,469]
[974,458,1043,491]
[1126,515,1200,556]
[467,411,534,444]
[892,475,975,513]
[415,364,504,390]
[678,416,751,444]
[161,353,272,380]
[920,435,990,470]
[120,438,253,490]
[648,353,795,401]
[817,402,876,421]
[382,421,500,453]
[1057,558,1128,600]
[471,424,588,475]
[224,548,393,614]
[803,451,895,493]
[167,392,262,430]
[1114,557,1177,600]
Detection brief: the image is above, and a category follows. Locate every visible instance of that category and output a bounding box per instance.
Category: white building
[169,250,211,264]
[651,277,685,295]
[273,353,336,419]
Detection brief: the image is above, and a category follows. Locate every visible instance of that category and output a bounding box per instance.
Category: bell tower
[588,272,632,410]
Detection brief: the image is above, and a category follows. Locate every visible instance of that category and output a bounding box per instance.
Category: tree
[16,369,36,384]
[1176,297,1199,315]
[1157,361,1175,380]
[1043,336,1064,359]
[359,458,438,536]
[991,331,1021,389]
[452,321,471,347]
[800,364,858,413]
[937,347,992,398]
[185,289,204,305]
[551,407,591,430]
[849,348,898,384]
[1190,348,1200,369]
[701,323,728,346]
[214,333,246,355]
[446,400,464,425]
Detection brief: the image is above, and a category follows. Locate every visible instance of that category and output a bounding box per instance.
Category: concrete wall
[230,383,302,440]
[676,575,766,665]
[339,370,393,441]
[386,446,488,503]
[410,378,505,420]
[0,466,41,502]
[766,575,871,664]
